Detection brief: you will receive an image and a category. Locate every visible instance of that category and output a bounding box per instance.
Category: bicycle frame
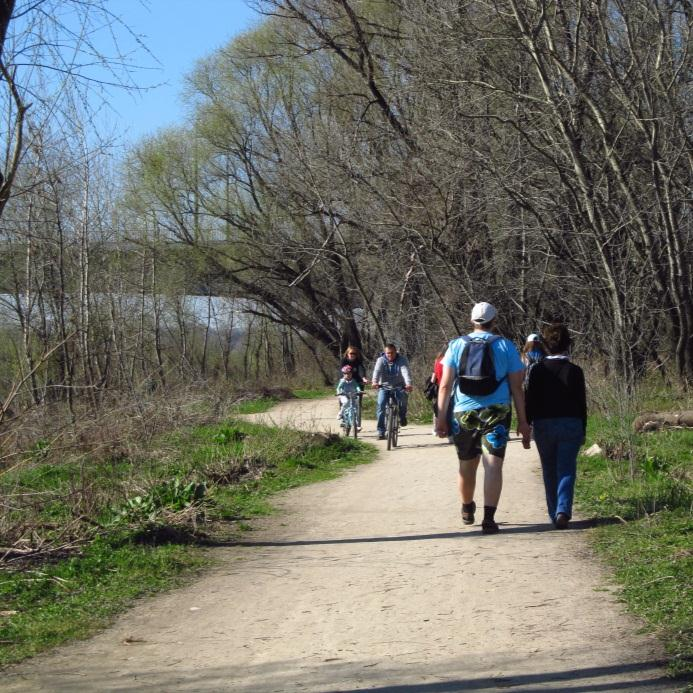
[380,384,403,450]
[341,391,361,439]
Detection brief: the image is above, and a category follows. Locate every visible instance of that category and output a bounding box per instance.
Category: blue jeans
[376,388,408,434]
[532,417,583,521]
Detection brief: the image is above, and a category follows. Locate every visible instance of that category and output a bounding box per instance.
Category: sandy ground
[4,397,678,692]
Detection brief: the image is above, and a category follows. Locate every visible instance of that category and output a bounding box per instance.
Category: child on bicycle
[336,365,363,428]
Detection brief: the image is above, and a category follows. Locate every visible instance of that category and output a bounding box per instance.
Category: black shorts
[452,405,512,461]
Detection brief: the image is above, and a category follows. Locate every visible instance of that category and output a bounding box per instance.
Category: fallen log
[633,411,693,432]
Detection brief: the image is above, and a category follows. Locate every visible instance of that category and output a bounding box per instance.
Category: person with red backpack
[435,302,531,534]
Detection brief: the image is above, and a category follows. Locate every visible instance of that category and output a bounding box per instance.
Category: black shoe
[400,416,407,427]
[461,501,476,525]
[377,433,386,440]
[481,520,499,535]
[554,513,569,529]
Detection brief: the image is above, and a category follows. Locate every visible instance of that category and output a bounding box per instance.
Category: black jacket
[525,357,587,433]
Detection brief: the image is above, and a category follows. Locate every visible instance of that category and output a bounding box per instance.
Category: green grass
[0,417,377,668]
[575,411,693,677]
[230,396,282,414]
[293,387,333,399]
[588,511,692,677]
[0,537,206,667]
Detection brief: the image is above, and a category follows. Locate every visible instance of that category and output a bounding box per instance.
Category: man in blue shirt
[436,302,531,534]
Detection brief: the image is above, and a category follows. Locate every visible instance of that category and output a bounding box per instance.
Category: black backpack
[457,335,506,396]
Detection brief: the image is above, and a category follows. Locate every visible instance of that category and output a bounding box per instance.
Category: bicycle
[339,391,361,439]
[380,384,404,450]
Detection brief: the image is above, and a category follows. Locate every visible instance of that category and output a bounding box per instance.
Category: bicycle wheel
[392,403,399,447]
[352,399,360,439]
[387,403,395,450]
[343,406,352,437]
[392,407,399,448]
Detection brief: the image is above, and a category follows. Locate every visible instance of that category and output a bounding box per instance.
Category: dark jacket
[340,356,367,386]
[525,357,587,434]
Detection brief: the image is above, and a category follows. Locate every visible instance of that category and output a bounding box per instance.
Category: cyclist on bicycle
[371,343,413,440]
[336,365,363,428]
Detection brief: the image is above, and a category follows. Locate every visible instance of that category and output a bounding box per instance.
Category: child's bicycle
[381,384,403,450]
[340,391,361,439]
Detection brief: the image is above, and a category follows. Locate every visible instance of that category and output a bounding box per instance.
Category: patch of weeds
[231,397,281,415]
[292,388,333,399]
[110,477,208,527]
[0,536,206,668]
[0,414,377,668]
[589,511,692,677]
[208,426,375,522]
[576,411,693,678]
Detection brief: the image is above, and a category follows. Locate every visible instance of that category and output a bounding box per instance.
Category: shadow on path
[204,517,622,549]
[328,660,675,692]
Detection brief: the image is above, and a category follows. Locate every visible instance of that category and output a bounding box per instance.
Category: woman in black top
[525,324,586,529]
[338,346,367,426]
[340,346,367,388]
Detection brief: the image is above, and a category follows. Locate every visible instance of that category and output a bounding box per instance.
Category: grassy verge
[575,412,692,678]
[0,416,376,668]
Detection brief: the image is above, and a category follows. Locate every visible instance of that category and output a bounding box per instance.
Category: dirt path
[5,398,676,692]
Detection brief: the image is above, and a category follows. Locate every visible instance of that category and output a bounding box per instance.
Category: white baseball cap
[526,333,540,342]
[471,302,497,324]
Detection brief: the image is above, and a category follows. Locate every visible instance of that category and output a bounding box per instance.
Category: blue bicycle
[340,391,361,439]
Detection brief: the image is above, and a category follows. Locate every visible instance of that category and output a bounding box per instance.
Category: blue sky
[102,0,261,145]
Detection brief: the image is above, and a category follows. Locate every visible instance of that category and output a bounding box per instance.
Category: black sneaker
[400,416,408,427]
[481,520,499,535]
[461,501,476,525]
[554,513,569,529]
[377,433,386,440]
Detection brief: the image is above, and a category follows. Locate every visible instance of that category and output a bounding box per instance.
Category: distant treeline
[0,0,691,424]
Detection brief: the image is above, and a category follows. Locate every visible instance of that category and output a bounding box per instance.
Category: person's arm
[435,364,455,437]
[371,357,382,387]
[524,365,535,425]
[576,366,587,440]
[358,361,368,384]
[509,369,531,449]
[400,357,413,391]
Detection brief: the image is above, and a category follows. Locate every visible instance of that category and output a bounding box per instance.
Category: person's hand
[405,385,413,393]
[435,420,449,438]
[362,378,369,384]
[372,382,380,389]
[517,421,531,449]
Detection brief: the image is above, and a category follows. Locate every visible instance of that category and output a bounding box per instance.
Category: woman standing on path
[525,323,587,529]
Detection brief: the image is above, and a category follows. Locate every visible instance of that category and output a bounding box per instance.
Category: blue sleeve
[442,340,460,372]
[501,339,523,374]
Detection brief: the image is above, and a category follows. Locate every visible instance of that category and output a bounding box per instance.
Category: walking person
[525,323,586,529]
[436,302,531,534]
[371,343,413,440]
[521,333,546,368]
[427,350,445,435]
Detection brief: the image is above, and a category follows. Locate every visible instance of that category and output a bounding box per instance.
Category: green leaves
[112,478,208,526]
